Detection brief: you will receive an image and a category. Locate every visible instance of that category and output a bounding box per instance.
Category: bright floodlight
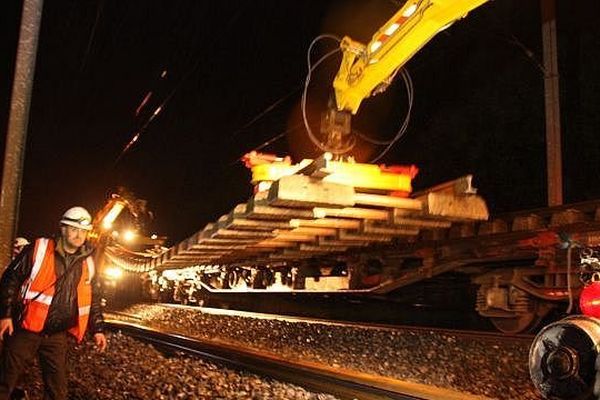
[123,229,136,242]
[104,266,123,280]
[101,202,125,230]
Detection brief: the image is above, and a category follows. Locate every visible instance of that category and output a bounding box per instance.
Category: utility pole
[541,0,563,206]
[0,0,44,270]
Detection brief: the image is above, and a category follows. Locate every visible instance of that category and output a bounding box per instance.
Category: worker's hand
[0,318,14,339]
[93,332,107,352]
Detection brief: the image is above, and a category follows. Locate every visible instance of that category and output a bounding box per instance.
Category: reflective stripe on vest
[20,238,93,342]
[68,255,94,341]
[23,291,53,305]
[79,305,91,316]
[29,238,49,282]
[20,238,50,300]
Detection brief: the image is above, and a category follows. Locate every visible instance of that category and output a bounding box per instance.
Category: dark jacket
[0,237,105,335]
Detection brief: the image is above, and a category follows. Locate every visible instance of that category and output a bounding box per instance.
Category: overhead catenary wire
[113,6,249,167]
[232,87,303,137]
[80,0,105,72]
[231,35,343,155]
[231,30,414,163]
[229,123,304,167]
[253,123,304,153]
[114,63,195,166]
[114,102,165,166]
[232,34,349,162]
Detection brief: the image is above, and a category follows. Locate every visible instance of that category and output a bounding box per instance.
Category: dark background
[1,0,599,244]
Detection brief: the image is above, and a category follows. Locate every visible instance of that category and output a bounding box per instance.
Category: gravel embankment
[20,332,340,400]
[112,304,540,400]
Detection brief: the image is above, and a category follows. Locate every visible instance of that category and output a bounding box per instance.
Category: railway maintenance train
[97,0,600,339]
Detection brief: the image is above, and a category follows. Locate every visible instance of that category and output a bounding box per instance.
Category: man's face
[61,225,88,251]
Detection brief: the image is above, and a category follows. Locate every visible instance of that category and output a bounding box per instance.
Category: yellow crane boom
[333,0,489,114]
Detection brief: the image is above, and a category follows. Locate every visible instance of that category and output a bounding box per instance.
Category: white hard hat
[60,206,93,231]
[14,237,29,247]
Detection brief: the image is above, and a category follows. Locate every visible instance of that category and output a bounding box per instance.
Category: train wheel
[252,270,266,289]
[490,313,543,334]
[490,299,544,334]
[261,269,274,287]
[224,270,239,289]
[281,269,292,287]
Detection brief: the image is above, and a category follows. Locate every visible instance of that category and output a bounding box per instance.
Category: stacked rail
[142,163,488,270]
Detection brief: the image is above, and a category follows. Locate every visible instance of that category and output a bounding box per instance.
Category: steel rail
[106,319,488,400]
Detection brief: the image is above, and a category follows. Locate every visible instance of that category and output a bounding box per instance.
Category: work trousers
[0,329,68,400]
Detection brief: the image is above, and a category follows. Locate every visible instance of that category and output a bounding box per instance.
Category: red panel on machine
[580,282,600,318]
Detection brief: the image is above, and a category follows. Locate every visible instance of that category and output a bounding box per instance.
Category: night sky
[1,0,599,244]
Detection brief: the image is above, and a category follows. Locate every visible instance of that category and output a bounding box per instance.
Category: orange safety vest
[20,238,95,342]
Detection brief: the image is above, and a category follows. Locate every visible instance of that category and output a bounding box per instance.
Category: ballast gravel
[18,331,339,400]
[111,303,540,400]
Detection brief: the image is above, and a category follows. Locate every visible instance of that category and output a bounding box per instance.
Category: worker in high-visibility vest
[0,206,107,400]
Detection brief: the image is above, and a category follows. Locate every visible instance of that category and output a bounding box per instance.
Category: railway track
[145,303,536,342]
[106,318,489,400]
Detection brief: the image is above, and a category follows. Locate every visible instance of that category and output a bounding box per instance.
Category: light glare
[101,202,125,230]
[402,3,418,17]
[369,40,382,53]
[104,266,123,280]
[123,230,136,242]
[384,23,400,36]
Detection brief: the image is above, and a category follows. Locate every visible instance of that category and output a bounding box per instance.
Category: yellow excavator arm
[333,0,489,114]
